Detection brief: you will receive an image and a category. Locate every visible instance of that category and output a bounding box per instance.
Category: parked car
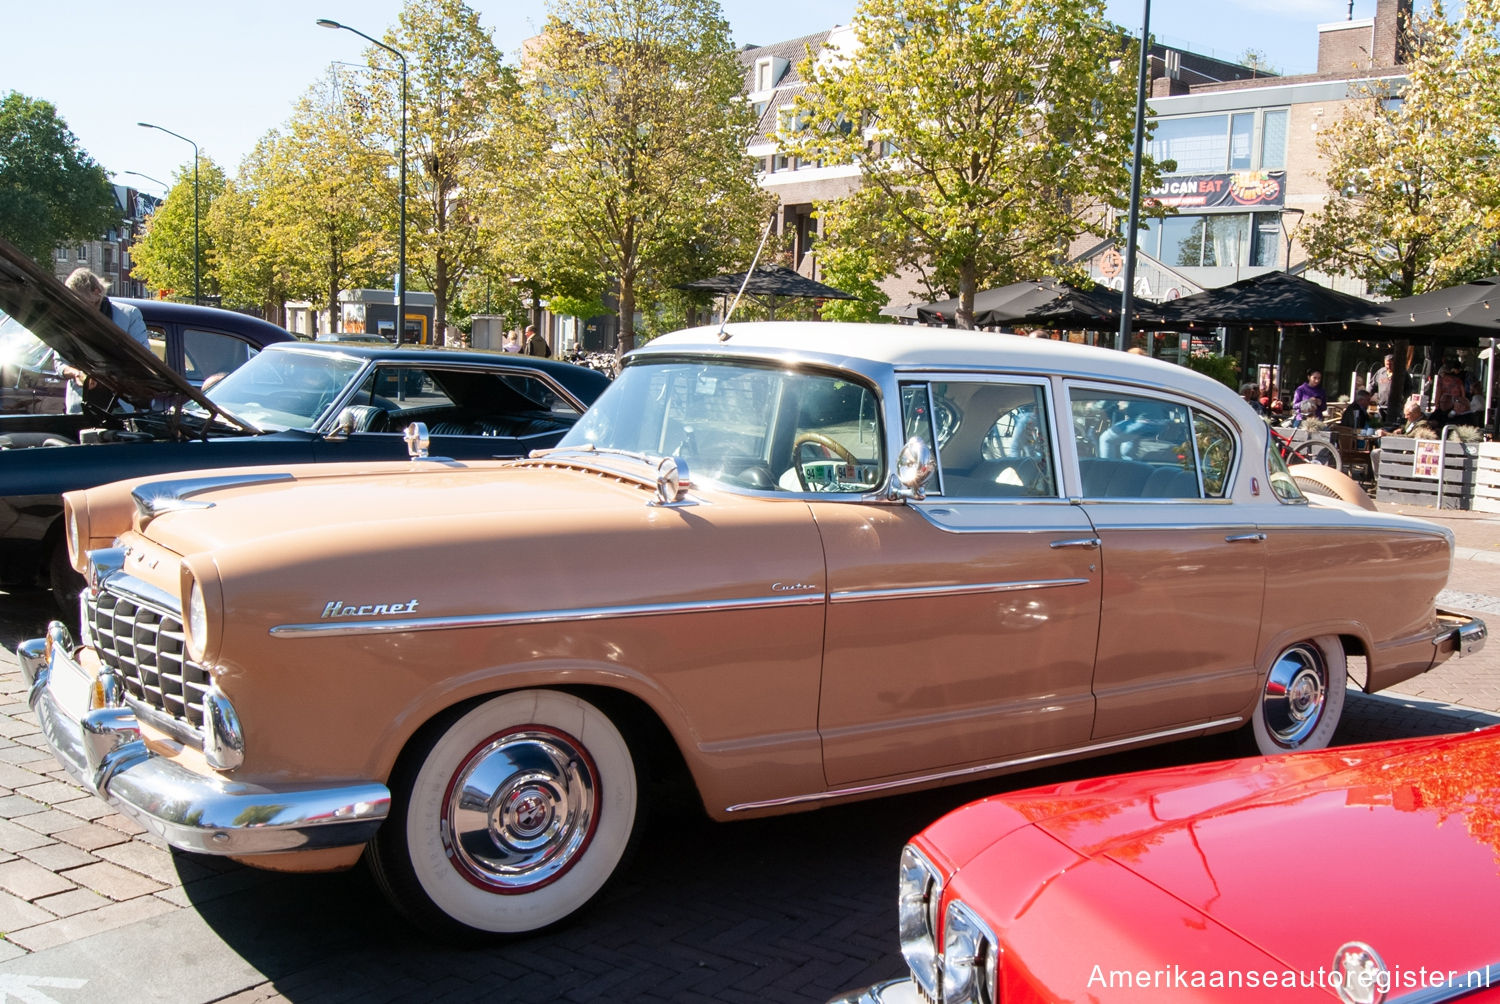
[832,726,1500,1004]
[21,320,1483,939]
[1,296,293,414]
[0,237,609,604]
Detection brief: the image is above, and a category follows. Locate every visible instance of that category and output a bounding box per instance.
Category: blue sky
[6,0,1370,192]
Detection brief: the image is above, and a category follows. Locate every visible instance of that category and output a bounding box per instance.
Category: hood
[1020,729,1500,979]
[0,235,233,420]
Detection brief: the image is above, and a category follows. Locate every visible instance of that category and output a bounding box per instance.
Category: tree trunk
[618,277,636,355]
[957,259,977,330]
[435,253,448,347]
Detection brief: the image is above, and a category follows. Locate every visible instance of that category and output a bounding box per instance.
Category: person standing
[523,324,551,358]
[1291,369,1326,419]
[1367,354,1395,409]
[59,268,150,414]
[501,330,521,353]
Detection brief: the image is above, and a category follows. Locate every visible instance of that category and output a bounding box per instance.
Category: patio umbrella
[1329,276,1500,343]
[676,264,855,320]
[915,279,1122,329]
[1144,271,1379,329]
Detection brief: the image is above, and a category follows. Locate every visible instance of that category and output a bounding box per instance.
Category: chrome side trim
[132,472,295,524]
[725,717,1244,813]
[271,591,828,638]
[830,578,1089,604]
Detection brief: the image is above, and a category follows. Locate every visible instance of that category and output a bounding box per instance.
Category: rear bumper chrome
[1435,609,1487,658]
[19,621,389,856]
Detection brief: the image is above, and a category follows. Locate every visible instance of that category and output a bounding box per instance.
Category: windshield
[0,315,57,370]
[203,348,365,430]
[559,359,884,493]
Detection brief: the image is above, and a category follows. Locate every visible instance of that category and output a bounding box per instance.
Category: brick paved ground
[0,500,1493,1001]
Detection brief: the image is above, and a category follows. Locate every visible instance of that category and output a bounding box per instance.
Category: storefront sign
[1146,170,1286,209]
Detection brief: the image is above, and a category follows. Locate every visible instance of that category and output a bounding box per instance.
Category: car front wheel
[368,690,639,937]
[1245,635,1346,755]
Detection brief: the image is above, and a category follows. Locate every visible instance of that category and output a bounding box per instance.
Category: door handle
[1050,537,1101,550]
[1225,533,1267,543]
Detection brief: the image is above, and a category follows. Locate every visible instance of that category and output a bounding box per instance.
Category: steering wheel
[793,433,860,491]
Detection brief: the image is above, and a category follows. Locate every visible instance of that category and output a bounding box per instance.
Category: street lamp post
[137,123,199,304]
[1275,207,1306,393]
[1116,0,1152,353]
[318,18,407,345]
[122,170,169,192]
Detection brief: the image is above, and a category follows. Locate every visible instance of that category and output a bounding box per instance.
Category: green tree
[130,158,226,302]
[787,0,1146,329]
[0,92,119,264]
[349,0,513,341]
[502,0,769,353]
[1303,0,1500,299]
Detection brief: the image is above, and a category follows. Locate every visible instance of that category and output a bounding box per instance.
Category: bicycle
[1268,422,1342,471]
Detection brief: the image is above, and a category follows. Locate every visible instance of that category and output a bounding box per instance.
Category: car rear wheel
[1245,636,1346,755]
[368,690,639,937]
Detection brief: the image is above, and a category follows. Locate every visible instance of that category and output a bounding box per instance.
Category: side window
[1071,389,1199,498]
[1194,412,1236,498]
[498,373,581,418]
[920,381,1057,499]
[182,329,255,387]
[146,324,168,365]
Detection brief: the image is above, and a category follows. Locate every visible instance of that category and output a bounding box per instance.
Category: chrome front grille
[85,582,208,743]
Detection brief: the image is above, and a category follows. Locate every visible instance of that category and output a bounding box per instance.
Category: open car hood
[0,236,249,429]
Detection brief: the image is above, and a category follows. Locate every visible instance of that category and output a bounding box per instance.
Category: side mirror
[404,422,430,459]
[895,436,935,499]
[326,408,358,441]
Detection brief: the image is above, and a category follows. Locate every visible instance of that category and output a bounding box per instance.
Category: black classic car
[0,238,610,605]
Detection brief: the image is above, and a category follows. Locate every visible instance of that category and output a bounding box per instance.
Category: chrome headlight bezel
[942,899,1000,1004]
[898,844,944,1000]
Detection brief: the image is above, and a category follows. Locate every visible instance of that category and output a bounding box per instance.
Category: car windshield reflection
[559,359,885,493]
[201,349,366,431]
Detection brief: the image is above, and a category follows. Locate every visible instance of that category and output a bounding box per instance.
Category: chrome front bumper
[19,621,389,856]
[827,980,925,1004]
[1436,609,1487,658]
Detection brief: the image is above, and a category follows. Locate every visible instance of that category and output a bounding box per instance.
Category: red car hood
[1007,728,1500,981]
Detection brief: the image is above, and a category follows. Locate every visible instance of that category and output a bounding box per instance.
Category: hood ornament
[1332,941,1387,1004]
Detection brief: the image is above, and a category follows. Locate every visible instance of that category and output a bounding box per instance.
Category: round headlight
[66,506,80,563]
[186,578,209,663]
[942,899,999,1004]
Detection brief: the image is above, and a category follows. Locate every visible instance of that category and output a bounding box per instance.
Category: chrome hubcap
[1262,644,1328,748]
[442,727,599,892]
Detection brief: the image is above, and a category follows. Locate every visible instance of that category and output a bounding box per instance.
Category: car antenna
[718,212,777,341]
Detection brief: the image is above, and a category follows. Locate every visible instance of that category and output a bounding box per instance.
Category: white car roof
[636,321,1242,411]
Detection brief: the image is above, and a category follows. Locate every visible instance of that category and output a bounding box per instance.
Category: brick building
[50,184,158,298]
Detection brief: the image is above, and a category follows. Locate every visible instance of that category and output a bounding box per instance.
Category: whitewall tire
[1247,635,1346,756]
[369,690,639,936]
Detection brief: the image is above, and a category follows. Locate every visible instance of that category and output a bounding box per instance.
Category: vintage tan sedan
[20,322,1484,937]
